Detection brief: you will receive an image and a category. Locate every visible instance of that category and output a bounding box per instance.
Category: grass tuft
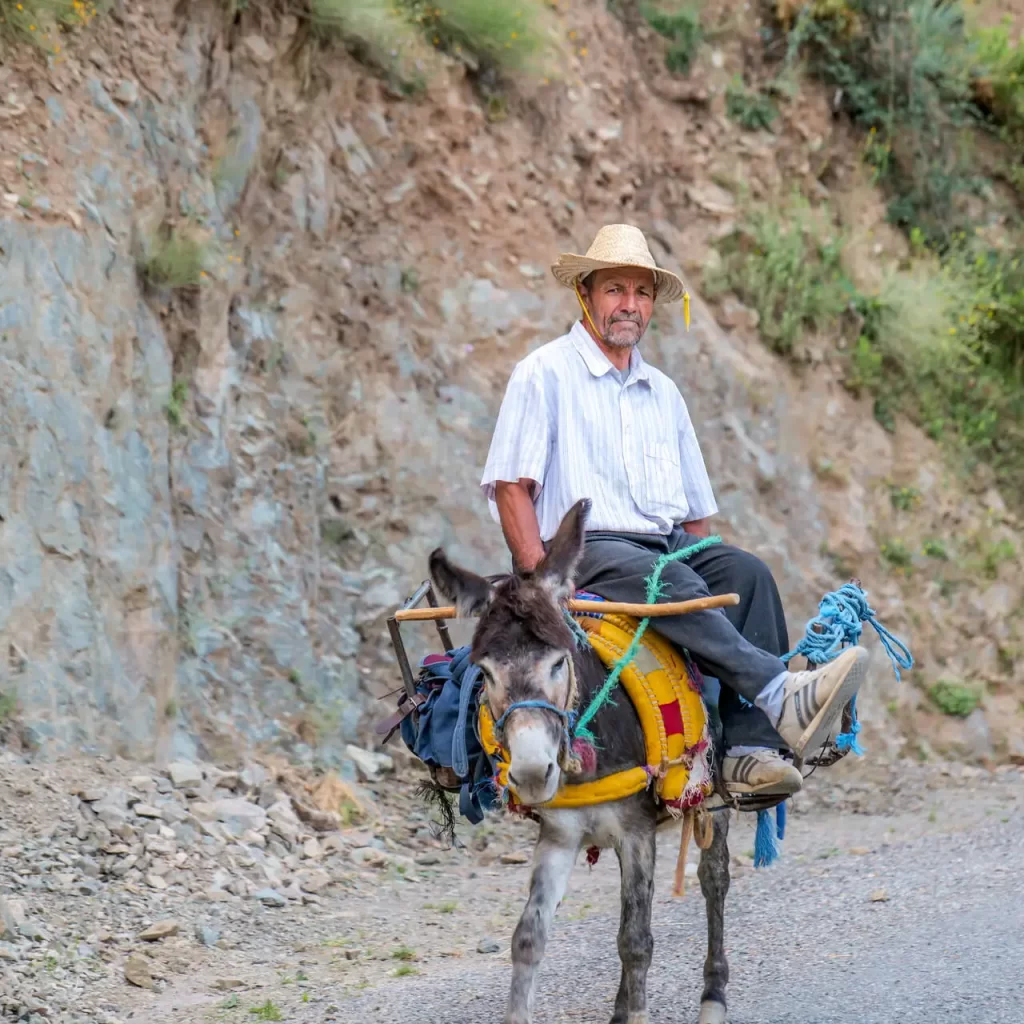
[928,679,981,718]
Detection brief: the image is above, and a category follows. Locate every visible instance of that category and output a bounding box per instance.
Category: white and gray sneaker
[722,749,803,796]
[773,646,870,759]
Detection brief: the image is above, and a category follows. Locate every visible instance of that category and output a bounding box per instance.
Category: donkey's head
[429,499,591,806]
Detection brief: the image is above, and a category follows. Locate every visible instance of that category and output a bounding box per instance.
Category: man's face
[582,268,656,349]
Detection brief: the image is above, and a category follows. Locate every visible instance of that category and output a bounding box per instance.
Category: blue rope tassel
[754,808,779,868]
[776,798,787,840]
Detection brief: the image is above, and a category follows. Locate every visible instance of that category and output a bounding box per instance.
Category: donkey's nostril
[544,763,555,783]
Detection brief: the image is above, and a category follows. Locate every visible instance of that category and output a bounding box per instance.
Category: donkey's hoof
[698,1000,727,1024]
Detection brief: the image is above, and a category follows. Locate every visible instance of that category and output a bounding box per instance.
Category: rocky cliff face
[1,1,1021,767]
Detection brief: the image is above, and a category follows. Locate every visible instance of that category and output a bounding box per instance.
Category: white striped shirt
[480,320,718,542]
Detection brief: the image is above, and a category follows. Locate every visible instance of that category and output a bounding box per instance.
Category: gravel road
[340,769,1023,1024]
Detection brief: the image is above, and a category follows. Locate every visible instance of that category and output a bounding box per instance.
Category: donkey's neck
[570,645,647,781]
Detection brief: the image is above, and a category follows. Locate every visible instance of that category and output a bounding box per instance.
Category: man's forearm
[683,517,712,539]
[495,480,546,572]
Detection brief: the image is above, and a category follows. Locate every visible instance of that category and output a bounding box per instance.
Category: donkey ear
[429,548,494,618]
[534,498,591,602]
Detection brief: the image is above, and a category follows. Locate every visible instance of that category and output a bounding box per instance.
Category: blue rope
[782,582,914,678]
[781,581,913,755]
[753,581,912,869]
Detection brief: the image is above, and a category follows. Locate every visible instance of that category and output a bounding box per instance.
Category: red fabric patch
[571,738,598,774]
[586,845,601,866]
[660,701,684,736]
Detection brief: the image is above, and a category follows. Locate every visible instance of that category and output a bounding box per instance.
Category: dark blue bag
[398,645,500,824]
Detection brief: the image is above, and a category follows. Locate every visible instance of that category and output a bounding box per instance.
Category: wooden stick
[393,592,740,622]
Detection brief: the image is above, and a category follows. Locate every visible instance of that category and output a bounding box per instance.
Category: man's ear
[534,498,591,602]
[429,548,494,618]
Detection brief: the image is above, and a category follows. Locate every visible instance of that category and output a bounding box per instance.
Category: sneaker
[774,646,870,759]
[722,749,803,796]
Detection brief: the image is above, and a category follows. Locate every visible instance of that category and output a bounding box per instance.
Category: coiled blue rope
[756,582,913,867]
[781,581,914,755]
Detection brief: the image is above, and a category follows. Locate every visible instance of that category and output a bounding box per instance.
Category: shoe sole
[792,647,869,760]
[725,775,803,797]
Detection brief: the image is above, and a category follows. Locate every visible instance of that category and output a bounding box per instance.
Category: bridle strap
[492,699,576,736]
[490,658,582,775]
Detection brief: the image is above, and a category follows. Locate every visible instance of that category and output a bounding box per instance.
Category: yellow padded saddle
[479,610,714,811]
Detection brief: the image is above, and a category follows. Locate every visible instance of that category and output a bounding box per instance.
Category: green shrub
[0,0,98,51]
[889,484,921,512]
[142,230,209,289]
[970,17,1024,136]
[310,0,429,84]
[642,2,703,74]
[709,194,851,353]
[843,241,1024,498]
[0,691,17,722]
[414,0,550,73]
[310,0,553,81]
[928,679,981,717]
[248,1001,283,1022]
[725,78,778,130]
[979,537,1016,579]
[166,379,189,429]
[880,538,913,571]
[922,538,948,560]
[781,0,983,247]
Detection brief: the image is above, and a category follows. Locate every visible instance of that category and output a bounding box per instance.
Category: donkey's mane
[471,574,574,660]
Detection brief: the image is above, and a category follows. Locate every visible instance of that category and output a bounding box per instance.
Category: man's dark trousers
[575,528,790,749]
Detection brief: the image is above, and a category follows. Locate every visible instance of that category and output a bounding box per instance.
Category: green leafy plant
[781,0,982,247]
[0,0,100,51]
[880,538,913,570]
[979,537,1016,579]
[166,379,189,430]
[725,78,777,130]
[0,691,17,722]
[641,2,703,73]
[922,539,948,560]
[248,1001,283,1021]
[142,230,209,289]
[709,194,851,353]
[928,679,981,717]
[889,484,921,512]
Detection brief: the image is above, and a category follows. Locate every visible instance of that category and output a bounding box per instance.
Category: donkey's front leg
[609,826,656,1024]
[504,832,578,1024]
[697,810,731,1024]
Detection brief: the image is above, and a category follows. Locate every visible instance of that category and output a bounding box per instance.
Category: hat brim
[550,254,685,306]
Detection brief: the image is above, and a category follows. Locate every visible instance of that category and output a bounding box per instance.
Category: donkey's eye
[551,656,568,678]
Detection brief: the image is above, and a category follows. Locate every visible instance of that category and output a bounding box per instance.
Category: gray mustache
[610,313,642,325]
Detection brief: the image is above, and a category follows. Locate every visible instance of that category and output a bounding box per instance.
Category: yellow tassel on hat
[683,290,691,332]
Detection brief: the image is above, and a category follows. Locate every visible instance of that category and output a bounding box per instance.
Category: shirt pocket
[642,442,682,512]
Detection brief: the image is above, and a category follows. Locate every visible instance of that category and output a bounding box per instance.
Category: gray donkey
[429,498,733,1024]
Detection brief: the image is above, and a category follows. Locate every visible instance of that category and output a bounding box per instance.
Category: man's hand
[495,480,546,573]
[683,517,712,539]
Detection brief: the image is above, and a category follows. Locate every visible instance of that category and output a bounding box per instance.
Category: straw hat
[550,224,686,306]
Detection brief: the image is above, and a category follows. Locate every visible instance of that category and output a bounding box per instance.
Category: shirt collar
[569,320,651,385]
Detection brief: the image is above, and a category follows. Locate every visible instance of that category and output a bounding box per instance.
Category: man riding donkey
[480,223,869,798]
